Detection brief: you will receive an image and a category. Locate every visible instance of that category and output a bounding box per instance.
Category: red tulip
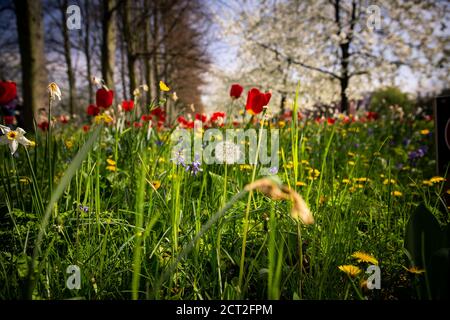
[87,104,100,116]
[83,125,90,132]
[38,121,49,131]
[0,81,17,105]
[366,111,379,121]
[141,114,152,122]
[177,116,188,125]
[150,107,166,122]
[245,88,271,115]
[327,118,336,125]
[230,84,243,99]
[186,121,194,129]
[122,100,134,112]
[211,112,225,122]
[59,115,69,124]
[3,115,15,125]
[133,121,143,128]
[96,88,114,109]
[195,113,207,122]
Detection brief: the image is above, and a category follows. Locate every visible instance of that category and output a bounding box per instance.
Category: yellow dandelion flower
[309,168,320,178]
[278,121,286,128]
[19,177,31,184]
[404,266,425,274]
[355,177,369,183]
[429,176,445,184]
[356,184,364,189]
[422,180,433,186]
[95,114,113,124]
[151,180,161,190]
[348,161,355,166]
[391,190,403,197]
[159,81,170,92]
[106,165,117,172]
[351,251,378,265]
[296,181,307,187]
[284,163,294,169]
[383,178,396,185]
[338,265,361,277]
[106,159,116,166]
[420,129,430,135]
[65,140,73,149]
[342,179,351,184]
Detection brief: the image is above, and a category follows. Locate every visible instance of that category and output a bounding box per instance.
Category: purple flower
[186,154,202,176]
[403,138,411,147]
[171,147,186,167]
[269,166,278,174]
[78,205,89,213]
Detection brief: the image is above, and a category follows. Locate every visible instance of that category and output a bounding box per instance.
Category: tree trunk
[144,0,153,107]
[61,0,76,116]
[122,0,137,99]
[101,0,117,90]
[119,31,128,101]
[83,0,94,103]
[14,0,48,131]
[152,0,160,103]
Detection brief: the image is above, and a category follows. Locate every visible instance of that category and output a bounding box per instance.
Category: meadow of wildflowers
[0,79,448,301]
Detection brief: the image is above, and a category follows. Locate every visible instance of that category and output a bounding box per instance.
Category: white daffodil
[48,82,62,101]
[0,125,35,155]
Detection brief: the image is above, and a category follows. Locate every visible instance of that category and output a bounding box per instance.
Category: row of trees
[0,0,211,130]
[213,0,449,113]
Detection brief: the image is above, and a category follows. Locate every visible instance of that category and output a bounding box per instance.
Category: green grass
[0,111,448,300]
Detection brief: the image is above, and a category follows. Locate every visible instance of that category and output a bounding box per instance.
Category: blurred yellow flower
[429,176,445,183]
[159,81,170,92]
[446,189,450,195]
[420,129,430,135]
[106,159,116,166]
[296,181,306,187]
[338,265,361,277]
[308,168,320,179]
[19,177,31,184]
[404,266,425,274]
[422,180,432,186]
[65,140,73,149]
[301,160,309,165]
[391,191,403,197]
[151,180,161,190]
[95,114,113,124]
[106,165,117,172]
[355,177,369,183]
[383,178,396,185]
[347,152,356,157]
[278,121,286,128]
[348,161,355,166]
[342,179,351,184]
[351,251,378,265]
